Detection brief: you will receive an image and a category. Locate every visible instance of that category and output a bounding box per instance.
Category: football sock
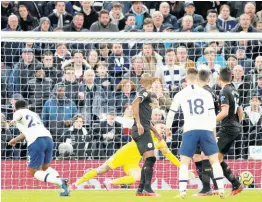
[164,152,180,167]
[112,176,136,185]
[201,159,212,191]
[138,164,145,191]
[34,170,62,186]
[76,169,97,186]
[211,171,218,189]
[45,167,60,178]
[143,156,156,192]
[220,161,240,188]
[179,164,188,192]
[212,162,224,191]
[195,161,203,181]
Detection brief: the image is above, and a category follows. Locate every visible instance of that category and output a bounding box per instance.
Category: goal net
[1,32,262,190]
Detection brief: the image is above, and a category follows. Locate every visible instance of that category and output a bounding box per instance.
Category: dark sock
[138,165,145,192]
[143,156,156,192]
[221,161,240,188]
[195,161,203,181]
[201,160,212,192]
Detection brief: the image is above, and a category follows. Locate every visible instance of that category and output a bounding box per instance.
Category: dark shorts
[132,126,154,155]
[28,137,53,169]
[179,130,219,158]
[217,127,241,154]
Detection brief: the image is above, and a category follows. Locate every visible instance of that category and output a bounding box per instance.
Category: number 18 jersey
[170,85,216,132]
[13,109,52,146]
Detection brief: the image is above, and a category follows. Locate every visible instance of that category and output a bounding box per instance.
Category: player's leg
[217,130,244,195]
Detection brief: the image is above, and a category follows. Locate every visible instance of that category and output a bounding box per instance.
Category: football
[239,171,254,185]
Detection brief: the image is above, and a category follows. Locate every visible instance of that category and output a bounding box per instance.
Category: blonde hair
[116,79,135,91]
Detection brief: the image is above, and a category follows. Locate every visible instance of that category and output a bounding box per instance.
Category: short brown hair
[55,1,65,6]
[99,9,109,17]
[72,114,85,122]
[187,68,198,76]
[143,18,153,26]
[42,51,53,57]
[112,2,122,8]
[116,79,135,91]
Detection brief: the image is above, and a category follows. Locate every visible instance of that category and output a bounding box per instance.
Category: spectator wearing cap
[18,4,39,31]
[159,2,178,30]
[48,1,73,29]
[234,46,254,74]
[108,43,129,84]
[177,1,204,29]
[1,1,17,29]
[59,114,92,160]
[109,2,125,31]
[231,14,258,32]
[26,66,53,114]
[237,2,259,27]
[52,65,83,106]
[242,95,262,158]
[90,9,119,32]
[194,9,225,32]
[32,17,53,32]
[93,109,124,158]
[63,12,87,32]
[7,48,42,98]
[247,56,262,89]
[78,69,107,126]
[42,84,77,143]
[127,1,150,29]
[152,11,165,32]
[226,55,238,70]
[217,4,237,32]
[80,0,98,30]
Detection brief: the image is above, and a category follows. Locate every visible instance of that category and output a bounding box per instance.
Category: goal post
[1,31,262,190]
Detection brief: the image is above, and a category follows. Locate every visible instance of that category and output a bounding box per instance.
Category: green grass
[2,190,262,202]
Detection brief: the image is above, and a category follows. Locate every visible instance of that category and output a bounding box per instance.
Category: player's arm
[237,106,244,121]
[216,92,230,122]
[132,97,144,135]
[8,133,25,146]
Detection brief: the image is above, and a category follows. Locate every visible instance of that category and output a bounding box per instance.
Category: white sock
[212,162,224,191]
[34,171,62,186]
[45,167,60,178]
[179,165,188,192]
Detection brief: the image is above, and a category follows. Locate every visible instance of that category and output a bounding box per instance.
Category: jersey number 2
[25,115,40,128]
[187,99,204,115]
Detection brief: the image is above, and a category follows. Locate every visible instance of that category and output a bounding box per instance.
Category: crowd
[1,1,262,160]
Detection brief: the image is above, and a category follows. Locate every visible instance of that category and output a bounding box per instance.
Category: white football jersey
[170,84,216,132]
[13,109,52,146]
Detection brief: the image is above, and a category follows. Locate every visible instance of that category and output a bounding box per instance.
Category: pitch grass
[2,190,262,202]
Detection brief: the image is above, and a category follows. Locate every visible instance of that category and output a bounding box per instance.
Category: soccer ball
[239,171,254,185]
[58,143,74,156]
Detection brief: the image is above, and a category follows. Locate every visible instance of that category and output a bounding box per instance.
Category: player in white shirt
[166,69,225,199]
[8,100,69,196]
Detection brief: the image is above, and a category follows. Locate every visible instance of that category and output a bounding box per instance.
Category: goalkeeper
[70,121,193,191]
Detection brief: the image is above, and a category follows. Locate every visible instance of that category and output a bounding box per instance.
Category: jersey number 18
[187,99,204,115]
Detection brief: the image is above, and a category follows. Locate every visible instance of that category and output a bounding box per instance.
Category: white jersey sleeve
[166,93,181,128]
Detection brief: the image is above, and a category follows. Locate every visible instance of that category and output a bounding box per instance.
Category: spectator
[104,1,132,15]
[90,9,119,32]
[226,55,238,70]
[151,108,164,125]
[41,51,63,84]
[151,78,172,112]
[80,0,98,30]
[78,69,107,126]
[256,21,262,32]
[176,46,195,70]
[159,2,178,30]
[93,110,124,158]
[195,9,224,32]
[168,1,184,19]
[7,48,42,98]
[52,66,83,105]
[176,15,194,32]
[232,65,250,107]
[123,55,144,89]
[128,1,150,29]
[231,14,258,32]
[32,17,53,32]
[1,62,12,105]
[59,114,92,160]
[108,43,129,84]
[46,1,74,17]
[63,12,86,32]
[250,74,262,97]
[177,1,204,29]
[87,50,99,70]
[217,4,237,32]
[152,11,164,32]
[48,1,73,29]
[196,41,227,67]
[18,4,39,31]
[94,61,115,94]
[54,43,71,65]
[113,79,136,115]
[121,13,137,32]
[42,85,77,142]
[1,1,17,29]
[247,56,262,89]
[1,113,13,159]
[98,43,110,63]
[137,43,163,77]
[155,49,185,95]
[109,2,125,31]
[2,14,20,31]
[26,66,53,114]
[193,1,221,19]
[142,17,154,32]
[235,47,254,74]
[17,1,47,19]
[238,2,259,27]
